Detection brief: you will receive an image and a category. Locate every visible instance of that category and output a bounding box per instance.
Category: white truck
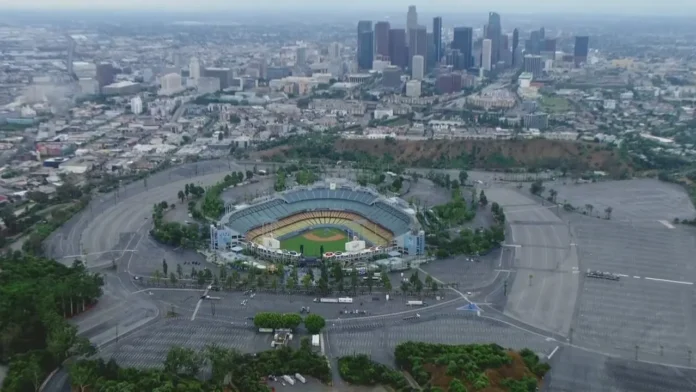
[407,300,424,306]
[338,297,353,304]
[295,373,306,383]
[282,375,295,385]
[316,297,339,303]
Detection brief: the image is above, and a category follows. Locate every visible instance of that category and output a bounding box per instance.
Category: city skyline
[1,0,695,14]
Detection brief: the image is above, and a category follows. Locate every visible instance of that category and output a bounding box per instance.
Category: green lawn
[280,227,348,256]
[540,95,571,113]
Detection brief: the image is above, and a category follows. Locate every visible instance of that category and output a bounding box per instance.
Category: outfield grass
[280,227,348,256]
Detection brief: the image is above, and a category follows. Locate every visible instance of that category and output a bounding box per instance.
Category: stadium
[210,180,425,264]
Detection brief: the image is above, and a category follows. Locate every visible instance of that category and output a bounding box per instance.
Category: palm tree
[184,184,190,199]
[178,190,185,203]
[605,206,613,220]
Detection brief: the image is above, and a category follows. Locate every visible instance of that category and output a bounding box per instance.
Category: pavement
[485,187,579,337]
[39,164,696,392]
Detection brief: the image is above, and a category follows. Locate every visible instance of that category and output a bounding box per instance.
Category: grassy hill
[257,135,632,178]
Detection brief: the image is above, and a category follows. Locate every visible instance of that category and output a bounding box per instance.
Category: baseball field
[279,227,349,256]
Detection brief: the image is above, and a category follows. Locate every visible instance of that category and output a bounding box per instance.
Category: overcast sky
[1,0,694,15]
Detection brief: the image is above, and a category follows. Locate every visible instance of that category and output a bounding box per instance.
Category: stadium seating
[226,186,415,246]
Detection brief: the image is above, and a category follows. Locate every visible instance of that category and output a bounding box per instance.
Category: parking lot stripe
[645,277,694,285]
[633,276,641,279]
[658,220,676,229]
[548,345,559,359]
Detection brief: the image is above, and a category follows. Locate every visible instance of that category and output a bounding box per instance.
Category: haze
[1,0,695,15]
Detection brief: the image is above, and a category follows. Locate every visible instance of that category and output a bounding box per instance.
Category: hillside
[257,136,632,177]
[339,342,551,392]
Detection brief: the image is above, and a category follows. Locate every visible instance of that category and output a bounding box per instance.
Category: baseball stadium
[211,180,425,263]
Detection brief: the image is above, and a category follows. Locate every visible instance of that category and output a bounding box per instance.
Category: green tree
[459,171,468,185]
[302,273,313,291]
[69,360,98,392]
[530,180,544,195]
[169,272,178,286]
[163,346,203,377]
[449,378,468,392]
[350,267,359,294]
[381,270,392,291]
[162,259,168,276]
[304,314,326,334]
[176,264,183,279]
[153,269,163,285]
[178,190,185,203]
[479,190,488,206]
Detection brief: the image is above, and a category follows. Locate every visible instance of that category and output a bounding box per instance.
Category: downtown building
[452,27,473,70]
[357,20,374,70]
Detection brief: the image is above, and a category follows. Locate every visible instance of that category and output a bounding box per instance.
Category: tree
[304,314,326,334]
[381,270,392,291]
[605,206,613,220]
[530,180,544,195]
[459,171,468,185]
[169,273,178,286]
[245,170,253,180]
[184,184,190,199]
[449,378,468,392]
[153,269,163,285]
[350,267,359,294]
[164,346,203,377]
[479,190,488,206]
[176,264,183,279]
[302,273,313,291]
[69,360,97,392]
[585,204,594,216]
[162,259,168,276]
[548,188,558,203]
[177,190,185,203]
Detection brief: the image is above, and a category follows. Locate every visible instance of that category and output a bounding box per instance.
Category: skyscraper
[328,42,341,59]
[527,30,542,55]
[433,17,443,64]
[406,5,418,46]
[574,36,589,66]
[374,22,391,60]
[388,29,408,69]
[412,55,424,80]
[189,57,201,80]
[482,39,492,71]
[66,36,75,76]
[452,27,473,70]
[358,31,374,70]
[357,21,373,70]
[408,25,427,70]
[523,55,543,78]
[512,28,519,66]
[539,27,545,40]
[500,34,510,64]
[486,12,502,65]
[296,46,307,65]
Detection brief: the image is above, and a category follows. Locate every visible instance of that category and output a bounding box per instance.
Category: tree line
[68,340,330,392]
[0,252,102,392]
[150,201,202,248]
[253,312,326,334]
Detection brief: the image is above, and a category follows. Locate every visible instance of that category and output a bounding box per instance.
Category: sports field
[280,227,349,256]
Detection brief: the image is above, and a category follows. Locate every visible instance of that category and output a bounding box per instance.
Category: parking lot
[543,346,696,392]
[326,312,558,364]
[484,187,579,337]
[99,318,268,368]
[554,178,695,223]
[146,289,455,322]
